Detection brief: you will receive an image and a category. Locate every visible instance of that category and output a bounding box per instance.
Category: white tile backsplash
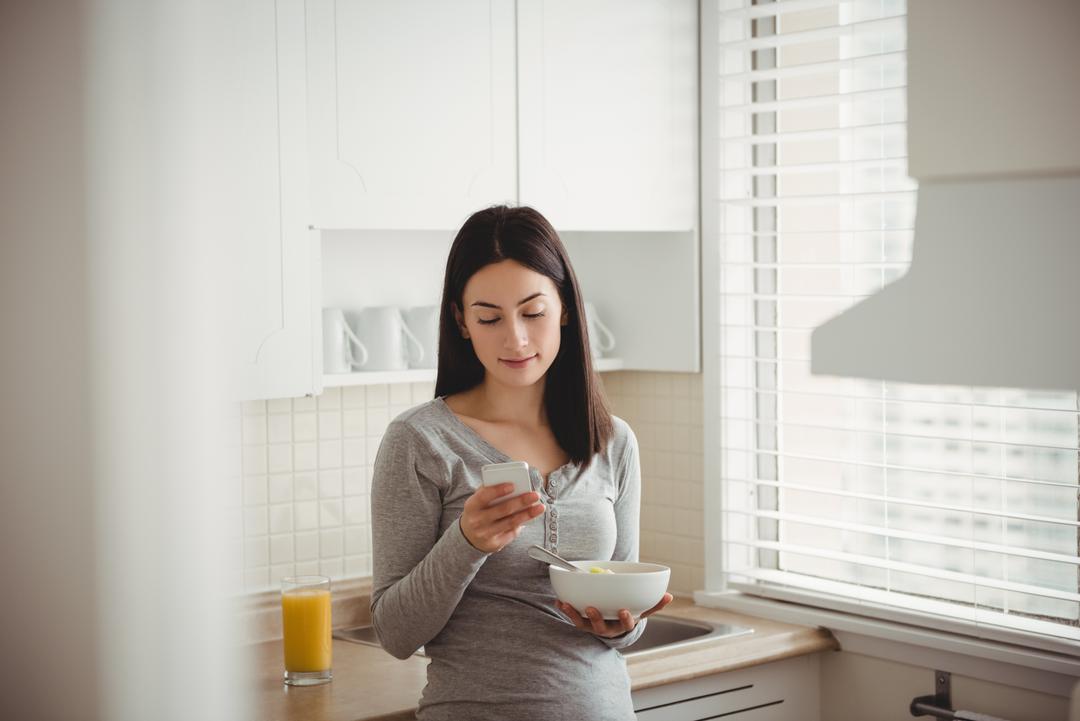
[604,371,706,595]
[294,501,318,531]
[318,388,342,410]
[231,372,705,596]
[268,474,293,504]
[295,531,319,561]
[319,469,343,497]
[232,381,434,593]
[293,412,317,441]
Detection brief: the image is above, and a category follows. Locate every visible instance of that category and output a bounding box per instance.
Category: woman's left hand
[556,593,674,638]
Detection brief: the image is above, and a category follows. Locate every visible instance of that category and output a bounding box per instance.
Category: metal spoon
[528,544,582,572]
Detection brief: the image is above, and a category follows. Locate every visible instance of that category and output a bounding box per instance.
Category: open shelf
[322,357,625,388]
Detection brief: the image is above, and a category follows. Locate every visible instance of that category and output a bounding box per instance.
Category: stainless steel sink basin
[334,615,752,659]
[622,615,752,657]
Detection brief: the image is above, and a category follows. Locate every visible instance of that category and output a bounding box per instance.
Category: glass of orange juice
[281,575,332,686]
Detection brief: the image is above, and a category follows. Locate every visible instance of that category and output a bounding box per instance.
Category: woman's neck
[472,376,548,427]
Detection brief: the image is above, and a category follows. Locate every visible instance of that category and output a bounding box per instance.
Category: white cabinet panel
[562,231,700,372]
[632,655,821,721]
[306,0,518,229]
[517,0,697,231]
[233,0,318,401]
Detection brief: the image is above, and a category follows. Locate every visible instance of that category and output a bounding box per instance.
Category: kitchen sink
[334,615,752,659]
[621,615,752,657]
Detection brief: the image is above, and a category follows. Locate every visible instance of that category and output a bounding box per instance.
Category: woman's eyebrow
[470,292,546,309]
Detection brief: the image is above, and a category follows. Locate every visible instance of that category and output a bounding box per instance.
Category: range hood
[811,0,1080,391]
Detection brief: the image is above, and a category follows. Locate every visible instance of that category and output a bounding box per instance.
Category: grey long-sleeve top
[370,397,645,721]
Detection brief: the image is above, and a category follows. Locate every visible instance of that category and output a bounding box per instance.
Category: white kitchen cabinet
[305,0,696,233]
[305,0,518,230]
[237,0,700,398]
[232,0,319,401]
[517,0,698,231]
[632,655,822,721]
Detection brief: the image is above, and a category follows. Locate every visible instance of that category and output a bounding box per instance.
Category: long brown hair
[434,205,613,467]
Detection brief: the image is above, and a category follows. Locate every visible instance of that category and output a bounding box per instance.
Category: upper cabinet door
[517,0,698,231]
[307,0,518,230]
[233,0,318,401]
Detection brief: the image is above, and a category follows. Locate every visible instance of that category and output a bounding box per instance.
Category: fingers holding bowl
[585,607,610,635]
[640,592,675,619]
[555,600,587,630]
[555,601,638,638]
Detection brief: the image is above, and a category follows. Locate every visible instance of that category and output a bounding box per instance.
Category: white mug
[351,306,423,371]
[322,308,368,374]
[583,301,616,359]
[403,305,440,369]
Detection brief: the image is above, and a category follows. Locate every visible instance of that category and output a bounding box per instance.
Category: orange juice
[281,588,332,672]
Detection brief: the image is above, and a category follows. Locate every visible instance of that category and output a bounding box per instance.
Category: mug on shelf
[351,306,424,371]
[403,305,440,369]
[322,308,368,374]
[583,301,616,360]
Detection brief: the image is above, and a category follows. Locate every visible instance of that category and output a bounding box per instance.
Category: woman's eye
[475,312,546,326]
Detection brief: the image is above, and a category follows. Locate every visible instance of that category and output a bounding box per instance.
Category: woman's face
[454,259,568,388]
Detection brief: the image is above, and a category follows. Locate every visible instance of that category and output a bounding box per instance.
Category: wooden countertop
[247,595,837,721]
[245,636,428,721]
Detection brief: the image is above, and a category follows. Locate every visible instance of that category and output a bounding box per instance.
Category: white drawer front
[633,655,821,721]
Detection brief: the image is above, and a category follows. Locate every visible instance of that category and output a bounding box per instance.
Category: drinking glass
[281,575,332,686]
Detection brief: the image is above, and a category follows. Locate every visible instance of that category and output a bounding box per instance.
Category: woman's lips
[499,354,537,368]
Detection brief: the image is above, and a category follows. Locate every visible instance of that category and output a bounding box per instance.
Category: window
[704,0,1080,652]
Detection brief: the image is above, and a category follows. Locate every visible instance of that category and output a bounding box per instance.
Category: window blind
[707,0,1080,650]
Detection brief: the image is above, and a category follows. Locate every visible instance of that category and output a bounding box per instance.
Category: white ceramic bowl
[549,560,671,620]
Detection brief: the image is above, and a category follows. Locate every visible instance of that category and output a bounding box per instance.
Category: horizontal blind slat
[720,14,906,51]
[718,293,883,301]
[718,120,907,145]
[718,263,910,270]
[718,189,916,206]
[725,156,909,176]
[717,382,1080,416]
[718,50,908,83]
[715,227,916,236]
[722,507,1080,565]
[718,85,906,114]
[724,538,1080,603]
[721,478,1080,527]
[715,415,1080,453]
[716,0,840,21]
[713,445,1080,492]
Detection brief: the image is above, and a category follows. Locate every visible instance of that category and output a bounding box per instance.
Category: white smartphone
[480,461,535,508]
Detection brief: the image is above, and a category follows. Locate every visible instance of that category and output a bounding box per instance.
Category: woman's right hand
[460,484,545,554]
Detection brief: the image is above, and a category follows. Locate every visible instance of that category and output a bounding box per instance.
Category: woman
[370,205,673,720]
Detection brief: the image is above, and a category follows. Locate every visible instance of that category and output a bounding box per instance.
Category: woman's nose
[503,317,528,349]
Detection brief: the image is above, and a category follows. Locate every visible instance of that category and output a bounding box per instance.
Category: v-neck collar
[433,396,576,481]
[435,395,511,463]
